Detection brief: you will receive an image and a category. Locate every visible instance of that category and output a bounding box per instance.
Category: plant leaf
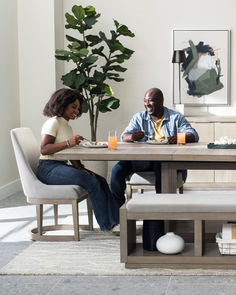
[82,100,89,113]
[117,25,135,37]
[72,5,85,22]
[112,65,127,72]
[102,85,114,96]
[84,16,97,27]
[86,35,102,46]
[75,73,86,89]
[84,5,96,16]
[113,19,119,28]
[65,13,78,26]
[61,70,77,87]
[98,97,120,112]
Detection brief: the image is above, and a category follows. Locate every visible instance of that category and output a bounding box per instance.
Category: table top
[53,142,236,162]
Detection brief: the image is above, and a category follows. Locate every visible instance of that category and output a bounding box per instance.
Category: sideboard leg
[194,220,205,256]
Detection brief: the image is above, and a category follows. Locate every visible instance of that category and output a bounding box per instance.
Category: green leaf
[93,70,104,82]
[66,35,80,42]
[91,86,102,95]
[71,41,81,48]
[98,97,120,112]
[55,49,70,56]
[65,13,78,26]
[112,65,127,72]
[85,5,96,16]
[109,77,124,82]
[55,55,69,61]
[117,25,135,37]
[75,73,86,89]
[84,16,97,27]
[78,48,89,56]
[86,35,102,46]
[81,55,98,67]
[113,19,119,28]
[61,70,77,87]
[110,40,124,53]
[98,105,111,113]
[92,46,106,58]
[99,31,107,41]
[72,5,85,22]
[102,85,114,96]
[70,55,80,63]
[82,100,89,113]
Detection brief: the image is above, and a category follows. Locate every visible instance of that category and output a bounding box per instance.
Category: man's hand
[167,135,177,144]
[122,131,145,142]
[131,131,145,141]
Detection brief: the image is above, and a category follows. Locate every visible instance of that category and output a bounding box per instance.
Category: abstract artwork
[173,30,230,106]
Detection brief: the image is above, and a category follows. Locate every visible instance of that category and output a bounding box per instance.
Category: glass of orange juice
[108,131,118,150]
[177,128,186,146]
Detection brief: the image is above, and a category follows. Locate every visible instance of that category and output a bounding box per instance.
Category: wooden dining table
[54,141,236,192]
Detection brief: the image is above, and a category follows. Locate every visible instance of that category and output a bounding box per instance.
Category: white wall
[17,0,57,142]
[0,0,21,197]
[63,0,236,141]
[1,0,236,196]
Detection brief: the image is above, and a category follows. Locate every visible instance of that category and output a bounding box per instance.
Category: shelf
[125,243,236,269]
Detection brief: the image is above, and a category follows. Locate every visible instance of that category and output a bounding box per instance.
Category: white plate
[146,140,168,145]
[82,142,108,148]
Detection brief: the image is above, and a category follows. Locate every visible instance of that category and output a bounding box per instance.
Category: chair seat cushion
[26,179,88,200]
[126,194,236,213]
[127,171,183,187]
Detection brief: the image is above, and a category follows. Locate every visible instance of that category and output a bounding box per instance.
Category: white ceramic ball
[156,232,185,254]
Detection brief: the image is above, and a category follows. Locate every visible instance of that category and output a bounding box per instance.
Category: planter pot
[82,160,108,179]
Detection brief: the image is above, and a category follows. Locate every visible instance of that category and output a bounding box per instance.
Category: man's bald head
[144,88,164,101]
[144,88,164,118]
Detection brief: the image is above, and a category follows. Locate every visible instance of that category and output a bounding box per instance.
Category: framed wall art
[172,29,230,106]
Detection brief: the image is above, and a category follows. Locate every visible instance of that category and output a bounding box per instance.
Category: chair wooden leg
[54,204,58,225]
[87,198,93,230]
[72,200,79,241]
[36,204,43,235]
[126,184,132,201]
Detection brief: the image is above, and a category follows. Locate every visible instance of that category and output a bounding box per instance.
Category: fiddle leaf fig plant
[55,4,135,141]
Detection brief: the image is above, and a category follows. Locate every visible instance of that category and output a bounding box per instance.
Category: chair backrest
[10,128,40,196]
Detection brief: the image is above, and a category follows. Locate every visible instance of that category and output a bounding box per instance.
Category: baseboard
[0,179,22,201]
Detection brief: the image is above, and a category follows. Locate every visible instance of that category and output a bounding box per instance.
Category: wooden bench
[120,194,236,269]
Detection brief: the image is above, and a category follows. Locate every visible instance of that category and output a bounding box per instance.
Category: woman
[37,88,119,231]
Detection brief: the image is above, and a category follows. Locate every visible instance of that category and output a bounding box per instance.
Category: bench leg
[194,220,205,256]
[120,206,136,263]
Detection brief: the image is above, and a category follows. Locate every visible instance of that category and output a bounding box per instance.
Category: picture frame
[172,29,230,106]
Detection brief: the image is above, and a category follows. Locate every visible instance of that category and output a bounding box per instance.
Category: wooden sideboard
[186,116,236,189]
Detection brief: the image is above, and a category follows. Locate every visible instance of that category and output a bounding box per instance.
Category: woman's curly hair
[43,88,84,118]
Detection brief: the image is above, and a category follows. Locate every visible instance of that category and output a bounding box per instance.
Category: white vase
[156,232,185,254]
[82,160,108,179]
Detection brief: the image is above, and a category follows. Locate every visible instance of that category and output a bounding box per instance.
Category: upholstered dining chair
[10,128,93,242]
[126,171,184,200]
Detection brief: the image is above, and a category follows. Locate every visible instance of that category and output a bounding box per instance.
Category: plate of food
[82,141,108,148]
[146,139,168,145]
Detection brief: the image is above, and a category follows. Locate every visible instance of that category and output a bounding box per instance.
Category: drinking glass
[177,129,186,146]
[108,131,118,150]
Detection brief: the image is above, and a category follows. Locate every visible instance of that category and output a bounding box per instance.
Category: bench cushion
[126,194,236,213]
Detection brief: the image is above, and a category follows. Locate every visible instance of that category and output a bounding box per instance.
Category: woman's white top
[40,116,73,160]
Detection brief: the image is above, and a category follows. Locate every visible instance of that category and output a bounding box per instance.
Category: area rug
[1,230,236,276]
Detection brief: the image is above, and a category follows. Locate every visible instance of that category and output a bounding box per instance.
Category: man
[111,88,199,249]
[111,88,199,207]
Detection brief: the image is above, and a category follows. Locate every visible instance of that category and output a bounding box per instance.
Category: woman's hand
[68,135,84,147]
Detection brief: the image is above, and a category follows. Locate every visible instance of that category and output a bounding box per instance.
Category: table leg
[161,162,177,193]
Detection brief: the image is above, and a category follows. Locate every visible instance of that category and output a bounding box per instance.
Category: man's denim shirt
[121,107,199,142]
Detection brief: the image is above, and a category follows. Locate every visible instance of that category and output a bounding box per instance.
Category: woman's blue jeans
[37,160,119,231]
